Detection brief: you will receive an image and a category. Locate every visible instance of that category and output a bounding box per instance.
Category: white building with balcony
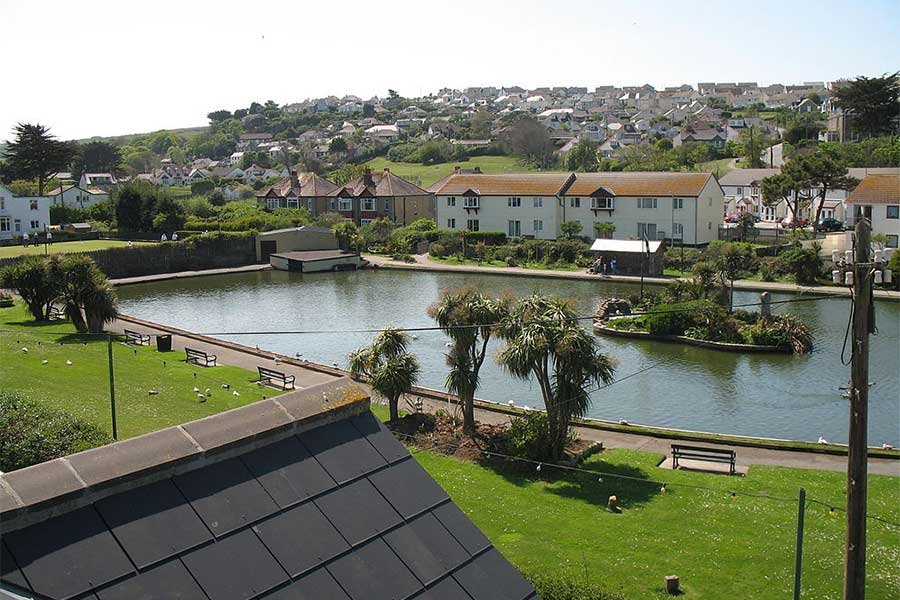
[430,172,724,245]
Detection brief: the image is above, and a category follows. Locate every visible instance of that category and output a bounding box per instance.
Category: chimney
[290,170,300,188]
[363,166,374,186]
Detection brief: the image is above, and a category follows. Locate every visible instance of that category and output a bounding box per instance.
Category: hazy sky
[2,0,898,141]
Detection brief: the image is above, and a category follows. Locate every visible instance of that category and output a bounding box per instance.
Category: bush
[887,249,900,290]
[665,246,701,270]
[502,412,564,462]
[645,300,716,336]
[429,242,447,257]
[775,246,822,284]
[0,392,112,472]
[464,230,506,245]
[527,572,625,600]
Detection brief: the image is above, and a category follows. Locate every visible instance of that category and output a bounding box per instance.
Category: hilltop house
[328,167,433,226]
[0,184,51,240]
[256,171,338,215]
[430,171,724,245]
[79,173,118,192]
[45,184,109,209]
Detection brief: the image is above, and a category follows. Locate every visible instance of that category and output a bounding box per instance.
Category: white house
[228,151,245,166]
[45,184,109,209]
[0,184,52,240]
[430,172,724,245]
[846,173,900,248]
[78,173,117,191]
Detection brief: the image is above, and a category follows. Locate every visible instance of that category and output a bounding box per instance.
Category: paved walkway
[365,254,900,301]
[113,313,899,477]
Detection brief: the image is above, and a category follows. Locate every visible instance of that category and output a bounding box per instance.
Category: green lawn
[695,157,735,177]
[432,255,581,271]
[0,240,154,259]
[0,303,281,439]
[368,406,898,599]
[364,156,539,188]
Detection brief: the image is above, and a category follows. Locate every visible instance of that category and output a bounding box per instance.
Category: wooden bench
[671,444,736,475]
[123,328,151,345]
[49,305,66,320]
[185,347,217,367]
[257,366,296,390]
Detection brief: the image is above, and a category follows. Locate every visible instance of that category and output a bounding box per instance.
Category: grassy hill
[364,155,539,188]
[77,125,209,145]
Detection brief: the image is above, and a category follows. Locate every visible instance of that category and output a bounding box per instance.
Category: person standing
[172,232,178,242]
[160,233,168,242]
[22,232,29,247]
[46,231,53,246]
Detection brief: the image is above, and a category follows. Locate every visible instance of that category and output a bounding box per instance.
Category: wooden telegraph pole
[844,218,873,600]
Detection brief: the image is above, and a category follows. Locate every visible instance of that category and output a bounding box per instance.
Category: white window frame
[508,220,521,237]
[637,222,657,239]
[638,197,657,209]
[672,222,684,238]
[361,198,376,211]
[463,196,480,209]
[569,197,581,208]
[30,220,40,230]
[591,197,614,210]
[673,198,684,209]
[287,198,299,209]
[360,219,373,225]
[533,197,543,208]
[0,217,10,232]
[466,219,480,231]
[338,198,353,211]
[267,198,279,210]
[736,187,743,196]
[533,219,543,232]
[30,200,39,210]
[447,218,456,229]
[447,196,456,207]
[508,196,521,208]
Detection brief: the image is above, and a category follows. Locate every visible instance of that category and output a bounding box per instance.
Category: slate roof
[257,172,339,199]
[0,379,535,600]
[329,169,430,198]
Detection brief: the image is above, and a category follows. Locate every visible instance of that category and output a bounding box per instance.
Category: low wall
[593,322,791,353]
[0,234,258,279]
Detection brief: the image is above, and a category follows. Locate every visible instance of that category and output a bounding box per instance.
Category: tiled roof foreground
[0,380,536,600]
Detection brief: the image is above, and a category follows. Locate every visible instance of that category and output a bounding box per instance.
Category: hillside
[363,156,539,188]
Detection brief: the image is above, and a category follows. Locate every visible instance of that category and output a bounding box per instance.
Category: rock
[595,298,632,321]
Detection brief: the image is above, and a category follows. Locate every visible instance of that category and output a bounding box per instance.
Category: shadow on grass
[476,453,662,509]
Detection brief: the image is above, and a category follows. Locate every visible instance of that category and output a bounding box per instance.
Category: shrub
[463,230,506,245]
[775,246,822,284]
[665,246,701,270]
[527,572,625,600]
[0,291,13,307]
[391,253,415,263]
[759,257,777,281]
[887,249,900,290]
[502,412,565,462]
[429,242,447,257]
[645,300,715,336]
[0,392,112,472]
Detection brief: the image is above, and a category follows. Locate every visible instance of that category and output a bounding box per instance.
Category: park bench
[671,444,736,475]
[185,347,217,367]
[257,366,296,390]
[49,305,66,320]
[123,328,151,345]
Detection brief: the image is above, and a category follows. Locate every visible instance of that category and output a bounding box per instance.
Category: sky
[1,0,898,141]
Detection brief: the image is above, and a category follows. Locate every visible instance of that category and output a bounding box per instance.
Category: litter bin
[156,334,173,352]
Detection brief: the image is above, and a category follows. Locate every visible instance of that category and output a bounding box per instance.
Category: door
[260,240,277,262]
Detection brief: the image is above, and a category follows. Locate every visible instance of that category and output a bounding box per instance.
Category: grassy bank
[0,240,155,259]
[364,156,538,187]
[432,255,582,271]
[0,303,280,439]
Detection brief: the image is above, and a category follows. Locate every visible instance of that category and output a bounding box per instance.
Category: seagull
[20,347,28,353]
[508,400,515,406]
[41,359,48,364]
[148,390,159,395]
[445,342,452,347]
[66,360,73,366]
[411,335,418,340]
[274,357,281,364]
[221,383,230,389]
[193,387,200,393]
[883,443,895,450]
[205,388,211,395]
[295,352,302,358]
[197,394,206,402]
[818,436,828,444]
[233,390,240,397]
[618,419,629,426]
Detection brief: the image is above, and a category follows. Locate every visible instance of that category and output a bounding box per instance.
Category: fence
[0,233,258,278]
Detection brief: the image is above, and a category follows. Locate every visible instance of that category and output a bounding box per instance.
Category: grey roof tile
[241,436,336,508]
[432,503,491,555]
[254,502,349,577]
[299,420,386,484]
[326,538,423,600]
[261,567,350,600]
[314,478,401,545]
[453,548,534,600]
[95,560,206,600]
[369,458,450,519]
[384,513,469,585]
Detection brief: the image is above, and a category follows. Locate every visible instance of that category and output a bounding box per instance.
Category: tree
[737,125,770,168]
[330,163,366,186]
[801,153,859,225]
[332,221,359,250]
[497,295,614,460]
[72,141,121,177]
[593,222,615,239]
[58,255,118,333]
[348,329,420,421]
[207,110,233,123]
[655,137,674,151]
[329,137,348,153]
[565,138,599,172]
[734,212,756,242]
[429,288,509,434]
[0,256,63,321]
[833,72,900,138]
[762,151,858,224]
[362,103,375,118]
[502,116,555,168]
[5,123,76,195]
[560,220,583,239]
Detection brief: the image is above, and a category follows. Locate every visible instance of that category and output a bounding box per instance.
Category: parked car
[816,218,844,232]
[724,213,760,223]
[780,217,810,229]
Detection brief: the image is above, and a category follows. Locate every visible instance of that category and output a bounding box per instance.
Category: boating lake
[116,269,900,445]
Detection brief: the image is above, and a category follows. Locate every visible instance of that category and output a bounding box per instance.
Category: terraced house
[256,171,339,216]
[328,167,434,226]
[430,172,724,245]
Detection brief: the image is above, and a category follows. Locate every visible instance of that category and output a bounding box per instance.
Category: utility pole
[108,334,118,440]
[844,218,873,600]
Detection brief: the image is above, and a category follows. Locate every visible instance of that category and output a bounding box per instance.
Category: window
[672,223,684,238]
[508,220,521,237]
[447,218,456,229]
[447,196,456,207]
[736,187,743,196]
[637,223,657,239]
[708,197,713,207]
[287,198,299,209]
[0,217,10,232]
[887,205,899,219]
[267,198,279,210]
[638,197,657,209]
[886,235,899,248]
[569,197,581,208]
[0,196,5,210]
[508,197,521,208]
[466,219,480,231]
[750,186,760,197]
[361,198,375,211]
[463,196,480,209]
[338,198,352,211]
[360,219,373,225]
[329,199,336,210]
[30,220,40,229]
[533,197,543,208]
[533,219,543,232]
[591,197,614,210]
[673,198,684,209]
[30,200,38,210]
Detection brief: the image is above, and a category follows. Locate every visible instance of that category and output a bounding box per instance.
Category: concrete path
[111,263,273,287]
[113,313,899,477]
[365,254,900,301]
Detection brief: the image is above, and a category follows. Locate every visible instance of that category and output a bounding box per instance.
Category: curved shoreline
[593,322,792,353]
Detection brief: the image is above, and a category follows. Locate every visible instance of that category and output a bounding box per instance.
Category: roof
[429,172,714,197]
[272,250,358,262]
[0,378,535,600]
[590,238,664,253]
[718,169,780,186]
[259,225,336,236]
[330,169,429,198]
[846,174,900,205]
[257,172,339,199]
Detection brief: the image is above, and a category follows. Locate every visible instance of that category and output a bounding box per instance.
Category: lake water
[116,269,900,445]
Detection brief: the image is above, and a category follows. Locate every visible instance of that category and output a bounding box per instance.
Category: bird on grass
[20,347,28,353]
[41,359,48,365]
[205,388,211,395]
[818,437,829,444]
[193,386,200,393]
[232,390,240,397]
[197,394,206,402]
[221,383,230,389]
[66,360,73,366]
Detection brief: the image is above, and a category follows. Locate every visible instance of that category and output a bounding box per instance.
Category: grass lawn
[0,240,155,259]
[364,156,539,188]
[0,303,281,439]
[695,157,735,177]
[371,403,899,599]
[432,256,581,272]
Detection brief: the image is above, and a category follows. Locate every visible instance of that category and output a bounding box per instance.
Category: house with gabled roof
[45,184,109,208]
[78,173,118,192]
[328,167,433,226]
[256,171,339,215]
[0,378,537,600]
[847,173,900,247]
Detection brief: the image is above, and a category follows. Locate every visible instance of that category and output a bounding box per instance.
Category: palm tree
[428,288,508,435]
[84,281,118,333]
[348,328,420,421]
[60,256,118,333]
[498,294,615,460]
